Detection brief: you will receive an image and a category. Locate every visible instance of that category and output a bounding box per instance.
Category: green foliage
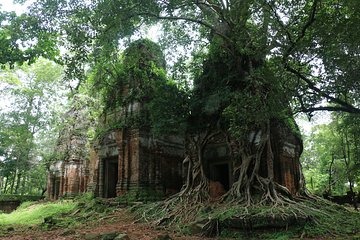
[217,200,360,239]
[91,39,168,110]
[0,200,76,225]
[0,11,59,67]
[73,193,114,215]
[123,39,166,71]
[2,0,359,215]
[27,0,360,115]
[284,116,302,139]
[91,39,187,138]
[147,79,188,136]
[302,113,360,195]
[0,58,67,195]
[46,93,96,169]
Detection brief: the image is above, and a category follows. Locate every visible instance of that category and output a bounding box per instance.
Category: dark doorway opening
[51,177,60,199]
[54,178,60,199]
[210,163,230,191]
[104,158,118,198]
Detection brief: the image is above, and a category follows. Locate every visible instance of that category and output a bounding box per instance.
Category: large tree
[30,0,360,113]
[27,0,360,206]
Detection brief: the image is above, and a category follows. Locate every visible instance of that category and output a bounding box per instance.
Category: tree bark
[14,172,22,194]
[10,170,16,194]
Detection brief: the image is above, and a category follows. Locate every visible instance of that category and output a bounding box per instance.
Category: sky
[296,111,331,135]
[0,0,33,14]
[0,0,330,135]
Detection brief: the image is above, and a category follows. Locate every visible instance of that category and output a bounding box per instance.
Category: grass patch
[0,200,77,226]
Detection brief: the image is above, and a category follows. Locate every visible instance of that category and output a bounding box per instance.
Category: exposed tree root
[134,120,336,237]
[134,190,350,239]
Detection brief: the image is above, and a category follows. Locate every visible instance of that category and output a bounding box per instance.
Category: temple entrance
[210,163,230,191]
[104,157,118,198]
[51,177,60,199]
[203,139,232,197]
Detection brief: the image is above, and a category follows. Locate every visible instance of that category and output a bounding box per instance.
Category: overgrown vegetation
[0,194,359,239]
[1,0,360,239]
[133,196,360,239]
[0,194,116,230]
[91,39,188,141]
[0,59,68,196]
[302,113,360,197]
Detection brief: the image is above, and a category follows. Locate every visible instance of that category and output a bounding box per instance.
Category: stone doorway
[51,176,60,199]
[103,157,118,198]
[210,162,230,191]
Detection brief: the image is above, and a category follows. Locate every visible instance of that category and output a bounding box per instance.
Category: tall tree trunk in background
[328,153,335,195]
[14,171,22,194]
[343,131,357,209]
[10,170,16,194]
[178,131,218,203]
[3,176,9,193]
[20,174,27,194]
[0,176,3,193]
[29,177,33,194]
[41,187,47,196]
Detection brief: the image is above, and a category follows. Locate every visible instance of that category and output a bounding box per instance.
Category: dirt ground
[0,208,223,240]
[1,206,352,240]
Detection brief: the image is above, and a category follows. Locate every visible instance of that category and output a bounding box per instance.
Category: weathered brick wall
[48,159,89,199]
[47,97,92,199]
[86,148,100,194]
[271,120,302,195]
[47,161,63,200]
[93,128,184,198]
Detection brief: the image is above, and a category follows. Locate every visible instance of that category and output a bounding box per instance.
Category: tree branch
[139,12,233,43]
[279,0,360,115]
[198,0,229,26]
[283,0,319,59]
[286,65,360,114]
[300,106,360,114]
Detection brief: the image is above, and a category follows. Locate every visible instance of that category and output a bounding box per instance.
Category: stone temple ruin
[47,100,90,199]
[47,39,303,200]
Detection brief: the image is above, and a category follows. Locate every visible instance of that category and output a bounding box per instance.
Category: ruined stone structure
[47,157,89,200]
[48,40,184,199]
[47,39,303,200]
[47,98,91,200]
[48,115,302,200]
[86,129,183,198]
[198,120,302,198]
[271,120,303,194]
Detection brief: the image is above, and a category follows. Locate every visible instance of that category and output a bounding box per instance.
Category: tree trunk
[3,176,9,193]
[178,132,213,203]
[328,153,335,195]
[0,176,3,194]
[20,175,27,194]
[14,171,22,194]
[10,170,16,194]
